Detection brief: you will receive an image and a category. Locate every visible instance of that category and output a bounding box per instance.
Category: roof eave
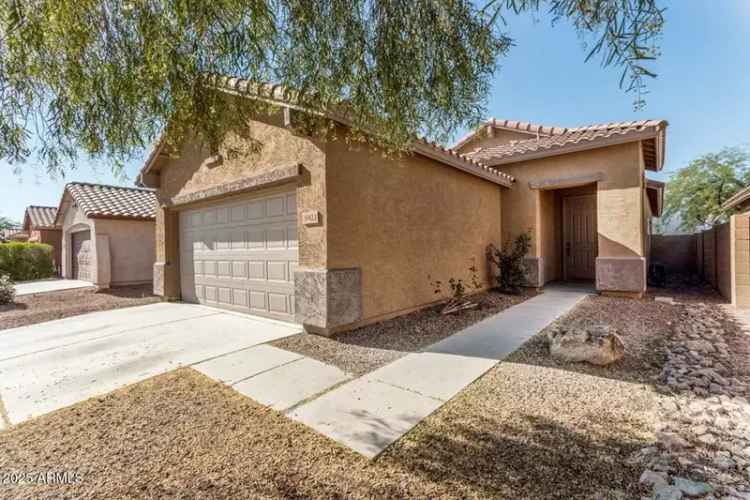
[483,129,662,167]
[722,186,750,211]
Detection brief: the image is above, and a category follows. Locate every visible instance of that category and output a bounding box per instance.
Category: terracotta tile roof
[64,182,157,221]
[23,206,59,229]
[464,119,667,170]
[136,77,515,188]
[452,118,571,150]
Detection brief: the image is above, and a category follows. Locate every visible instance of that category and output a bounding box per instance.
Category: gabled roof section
[462,119,668,171]
[54,182,157,225]
[22,206,59,230]
[452,118,572,150]
[137,77,515,188]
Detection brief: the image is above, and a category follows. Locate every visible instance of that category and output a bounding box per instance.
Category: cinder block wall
[703,228,717,286]
[732,213,750,307]
[715,222,731,300]
[680,213,750,308]
[651,234,697,274]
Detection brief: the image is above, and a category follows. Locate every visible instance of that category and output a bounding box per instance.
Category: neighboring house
[54,182,157,289]
[454,118,666,294]
[136,77,666,335]
[21,206,62,272]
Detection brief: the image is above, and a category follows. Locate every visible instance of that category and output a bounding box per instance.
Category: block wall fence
[651,213,750,307]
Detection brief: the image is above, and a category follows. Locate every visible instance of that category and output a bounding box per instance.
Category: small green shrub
[487,231,532,293]
[0,242,56,281]
[0,274,15,305]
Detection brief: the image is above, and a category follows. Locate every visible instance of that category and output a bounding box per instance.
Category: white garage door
[179,189,298,322]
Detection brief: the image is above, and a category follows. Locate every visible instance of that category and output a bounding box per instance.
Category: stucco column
[153,205,180,299]
[595,179,647,296]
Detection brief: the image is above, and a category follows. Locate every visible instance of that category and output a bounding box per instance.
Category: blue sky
[1,0,748,223]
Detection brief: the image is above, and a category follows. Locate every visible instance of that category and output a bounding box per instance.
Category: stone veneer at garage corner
[294,268,363,335]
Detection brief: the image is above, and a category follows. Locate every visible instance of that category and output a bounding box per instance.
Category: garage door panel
[180,189,298,323]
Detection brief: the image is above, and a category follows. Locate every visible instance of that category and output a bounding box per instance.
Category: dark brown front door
[563,195,597,280]
[71,230,92,281]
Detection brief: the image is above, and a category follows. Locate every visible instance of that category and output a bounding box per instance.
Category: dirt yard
[0,285,159,331]
[0,288,703,499]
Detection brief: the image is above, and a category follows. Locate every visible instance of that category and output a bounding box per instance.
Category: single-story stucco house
[21,205,62,272]
[136,78,666,335]
[54,182,157,289]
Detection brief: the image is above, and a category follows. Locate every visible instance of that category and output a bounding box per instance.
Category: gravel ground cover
[508,294,675,385]
[0,289,694,499]
[0,285,159,331]
[635,296,750,499]
[272,289,529,375]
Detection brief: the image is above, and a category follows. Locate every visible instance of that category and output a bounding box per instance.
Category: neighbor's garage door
[179,189,298,322]
[71,230,93,281]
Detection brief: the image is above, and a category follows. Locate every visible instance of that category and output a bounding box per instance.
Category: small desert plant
[429,260,482,315]
[0,274,15,305]
[487,231,532,293]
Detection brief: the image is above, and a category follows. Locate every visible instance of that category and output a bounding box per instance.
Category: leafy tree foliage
[662,147,750,232]
[0,215,19,230]
[0,0,664,176]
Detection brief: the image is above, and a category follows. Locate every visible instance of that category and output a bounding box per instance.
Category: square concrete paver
[365,352,496,402]
[290,378,444,458]
[233,358,350,411]
[193,345,303,385]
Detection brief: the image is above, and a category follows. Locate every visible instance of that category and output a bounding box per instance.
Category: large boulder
[547,324,625,366]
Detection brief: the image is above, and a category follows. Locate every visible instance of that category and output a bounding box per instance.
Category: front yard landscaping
[0,285,159,331]
[1,284,747,499]
[273,289,530,375]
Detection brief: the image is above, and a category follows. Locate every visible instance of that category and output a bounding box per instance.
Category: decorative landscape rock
[635,300,750,500]
[547,324,625,365]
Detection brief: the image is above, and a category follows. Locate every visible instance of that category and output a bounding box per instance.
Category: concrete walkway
[14,279,93,296]
[290,284,591,458]
[193,345,350,412]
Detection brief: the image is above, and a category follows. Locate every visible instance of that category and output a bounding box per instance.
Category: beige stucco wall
[325,127,503,325]
[152,110,328,298]
[93,218,156,286]
[500,142,644,258]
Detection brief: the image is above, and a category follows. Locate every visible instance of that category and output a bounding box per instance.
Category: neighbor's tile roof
[24,206,59,229]
[464,120,667,167]
[65,182,157,220]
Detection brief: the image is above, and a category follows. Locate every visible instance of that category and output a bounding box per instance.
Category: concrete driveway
[0,302,301,425]
[14,278,93,296]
